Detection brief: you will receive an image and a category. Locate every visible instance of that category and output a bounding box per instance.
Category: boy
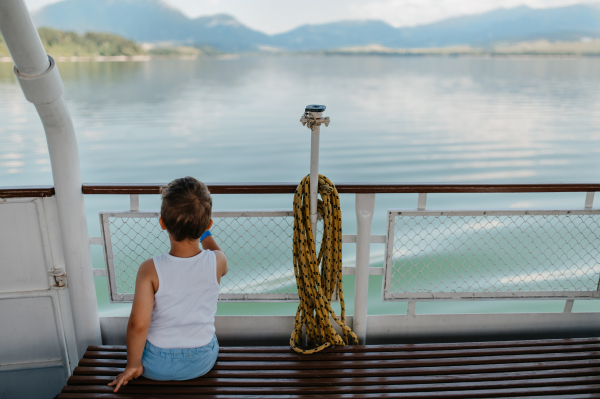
[109,177,228,392]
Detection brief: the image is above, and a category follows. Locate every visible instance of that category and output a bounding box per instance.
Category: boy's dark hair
[160,177,212,242]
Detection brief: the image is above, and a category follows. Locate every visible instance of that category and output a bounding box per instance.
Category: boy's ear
[159,217,167,230]
[207,219,213,231]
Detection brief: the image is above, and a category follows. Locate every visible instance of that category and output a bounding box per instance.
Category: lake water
[2,55,600,316]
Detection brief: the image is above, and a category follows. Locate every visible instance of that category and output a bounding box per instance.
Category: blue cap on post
[305,104,326,113]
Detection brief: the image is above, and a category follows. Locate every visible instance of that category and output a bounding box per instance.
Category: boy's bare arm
[201,221,228,282]
[201,234,221,252]
[109,259,156,392]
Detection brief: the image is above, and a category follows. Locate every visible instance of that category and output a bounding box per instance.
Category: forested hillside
[0,27,144,57]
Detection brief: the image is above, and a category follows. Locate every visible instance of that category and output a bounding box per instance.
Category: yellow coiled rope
[290,174,358,354]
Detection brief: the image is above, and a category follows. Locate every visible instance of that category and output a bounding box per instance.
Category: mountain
[32,1,600,52]
[271,5,600,50]
[388,5,600,48]
[32,0,270,52]
[271,20,399,51]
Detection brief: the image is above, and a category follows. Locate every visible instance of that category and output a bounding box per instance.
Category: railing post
[354,193,375,344]
[300,105,329,242]
[585,192,595,209]
[0,0,101,356]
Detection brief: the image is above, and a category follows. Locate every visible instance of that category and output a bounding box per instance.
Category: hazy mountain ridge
[32,0,600,52]
[33,0,270,52]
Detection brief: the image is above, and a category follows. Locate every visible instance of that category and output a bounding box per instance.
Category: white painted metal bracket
[130,194,139,212]
[342,234,386,243]
[563,299,575,313]
[585,192,595,209]
[342,266,384,276]
[89,237,103,245]
[417,193,427,211]
[93,269,107,277]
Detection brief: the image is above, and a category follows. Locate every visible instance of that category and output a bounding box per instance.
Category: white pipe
[309,112,322,243]
[354,193,375,344]
[0,0,101,356]
[0,0,49,76]
[36,98,101,356]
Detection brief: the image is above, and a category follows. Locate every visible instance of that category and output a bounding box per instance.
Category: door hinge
[49,269,67,288]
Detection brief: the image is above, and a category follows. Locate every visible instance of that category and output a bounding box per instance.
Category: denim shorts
[141,335,219,381]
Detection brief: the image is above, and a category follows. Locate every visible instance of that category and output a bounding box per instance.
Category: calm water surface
[1,55,600,316]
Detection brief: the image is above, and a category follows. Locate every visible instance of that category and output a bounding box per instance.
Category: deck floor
[59,337,600,398]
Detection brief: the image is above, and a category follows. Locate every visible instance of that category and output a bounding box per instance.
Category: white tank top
[146,250,219,349]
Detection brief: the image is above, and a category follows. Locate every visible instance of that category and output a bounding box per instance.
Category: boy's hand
[108,365,144,392]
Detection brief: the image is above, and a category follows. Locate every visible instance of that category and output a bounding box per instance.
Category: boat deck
[58,337,600,398]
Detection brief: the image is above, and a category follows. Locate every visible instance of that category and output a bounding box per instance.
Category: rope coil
[290,174,358,354]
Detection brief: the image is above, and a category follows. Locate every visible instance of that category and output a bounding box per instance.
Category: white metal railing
[94,192,600,304]
[383,209,600,301]
[87,189,598,346]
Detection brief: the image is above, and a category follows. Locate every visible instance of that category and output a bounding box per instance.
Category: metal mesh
[103,211,309,301]
[386,212,600,298]
[213,216,295,297]
[109,216,167,296]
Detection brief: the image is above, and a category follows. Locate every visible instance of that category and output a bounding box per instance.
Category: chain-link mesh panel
[109,216,168,297]
[101,211,317,302]
[214,216,295,297]
[385,211,600,299]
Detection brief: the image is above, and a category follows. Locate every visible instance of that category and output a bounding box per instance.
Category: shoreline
[2,52,600,63]
[0,54,240,62]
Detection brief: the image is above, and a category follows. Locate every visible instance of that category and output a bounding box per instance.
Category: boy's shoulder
[212,250,227,263]
[137,258,157,278]
[137,258,159,292]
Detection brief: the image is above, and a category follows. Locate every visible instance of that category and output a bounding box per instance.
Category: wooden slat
[510,396,600,399]
[83,343,600,362]
[61,375,600,394]
[0,186,55,198]
[68,367,600,387]
[57,396,600,399]
[87,337,600,353]
[77,350,600,370]
[80,182,600,195]
[55,383,600,398]
[73,358,600,378]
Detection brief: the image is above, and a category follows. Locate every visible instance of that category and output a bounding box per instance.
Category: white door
[0,196,78,399]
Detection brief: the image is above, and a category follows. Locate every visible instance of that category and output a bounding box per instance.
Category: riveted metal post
[354,193,376,344]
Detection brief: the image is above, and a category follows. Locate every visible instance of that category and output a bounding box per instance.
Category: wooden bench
[59,337,600,398]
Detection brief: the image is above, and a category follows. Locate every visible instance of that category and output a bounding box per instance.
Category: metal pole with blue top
[300,105,330,243]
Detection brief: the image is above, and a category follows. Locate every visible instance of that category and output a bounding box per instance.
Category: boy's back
[147,251,219,349]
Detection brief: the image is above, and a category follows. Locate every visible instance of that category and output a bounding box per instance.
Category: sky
[25,0,600,34]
